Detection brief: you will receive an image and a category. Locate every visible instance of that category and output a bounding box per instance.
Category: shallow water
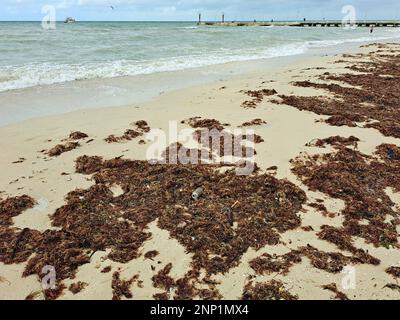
[0,21,399,91]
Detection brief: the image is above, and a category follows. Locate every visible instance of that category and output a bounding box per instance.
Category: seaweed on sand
[386,266,400,278]
[151,263,175,291]
[101,266,112,273]
[144,250,159,260]
[317,225,380,265]
[300,245,356,273]
[69,131,88,140]
[74,154,306,275]
[240,119,267,127]
[182,117,227,131]
[375,144,400,161]
[277,50,400,138]
[249,250,302,275]
[47,142,80,157]
[51,184,152,263]
[0,196,39,264]
[307,136,359,149]
[44,283,67,300]
[241,89,277,109]
[292,141,400,250]
[75,155,103,174]
[111,272,139,300]
[322,283,349,300]
[105,120,150,143]
[242,280,298,300]
[69,281,88,294]
[0,195,35,227]
[249,243,379,276]
[1,139,307,299]
[153,292,169,300]
[191,129,258,160]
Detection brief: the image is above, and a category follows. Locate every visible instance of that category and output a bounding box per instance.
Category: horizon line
[1,18,399,23]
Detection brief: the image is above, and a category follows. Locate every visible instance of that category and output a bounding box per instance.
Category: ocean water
[0,21,399,92]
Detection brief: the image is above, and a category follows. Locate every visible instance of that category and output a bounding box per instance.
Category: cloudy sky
[1,0,399,21]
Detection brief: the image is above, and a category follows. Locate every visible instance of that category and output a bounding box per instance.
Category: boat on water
[64,17,76,24]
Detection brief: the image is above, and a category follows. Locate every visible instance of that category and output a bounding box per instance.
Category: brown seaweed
[241,89,277,109]
[386,266,400,278]
[111,272,139,300]
[242,280,298,300]
[322,283,349,300]
[69,131,88,140]
[144,250,159,260]
[151,263,176,291]
[292,142,400,249]
[105,120,150,143]
[240,119,267,127]
[278,49,400,138]
[47,142,80,157]
[69,281,88,294]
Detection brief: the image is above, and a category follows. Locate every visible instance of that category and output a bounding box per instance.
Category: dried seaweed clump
[73,155,305,276]
[144,250,159,260]
[51,184,152,263]
[278,50,400,138]
[105,120,150,143]
[1,149,307,299]
[317,225,380,265]
[301,245,356,273]
[152,263,176,291]
[250,243,379,276]
[386,266,400,278]
[101,266,112,273]
[308,136,359,148]
[111,272,139,300]
[0,195,35,227]
[240,119,267,127]
[47,142,80,157]
[242,280,298,300]
[249,251,302,275]
[192,129,258,160]
[44,283,67,300]
[292,142,400,249]
[153,292,169,300]
[0,178,151,299]
[0,196,42,267]
[75,155,104,174]
[69,281,88,294]
[181,117,227,131]
[241,89,277,109]
[69,131,88,140]
[151,265,222,300]
[322,283,349,300]
[375,144,400,161]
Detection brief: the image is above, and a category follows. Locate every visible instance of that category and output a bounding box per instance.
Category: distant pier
[198,20,400,27]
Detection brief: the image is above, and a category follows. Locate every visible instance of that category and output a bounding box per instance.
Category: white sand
[1,41,400,300]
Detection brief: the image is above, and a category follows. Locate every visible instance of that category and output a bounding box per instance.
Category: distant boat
[64,17,76,24]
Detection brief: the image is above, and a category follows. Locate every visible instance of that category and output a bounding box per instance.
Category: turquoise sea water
[0,21,399,91]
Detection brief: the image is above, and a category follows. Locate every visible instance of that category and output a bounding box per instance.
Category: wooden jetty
[198,20,400,27]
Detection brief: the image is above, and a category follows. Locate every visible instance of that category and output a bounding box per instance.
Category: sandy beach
[1,40,400,300]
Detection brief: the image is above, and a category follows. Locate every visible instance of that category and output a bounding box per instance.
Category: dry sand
[1,41,400,300]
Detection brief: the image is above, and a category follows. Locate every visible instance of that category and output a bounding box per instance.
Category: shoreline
[1,37,400,127]
[1,41,400,300]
